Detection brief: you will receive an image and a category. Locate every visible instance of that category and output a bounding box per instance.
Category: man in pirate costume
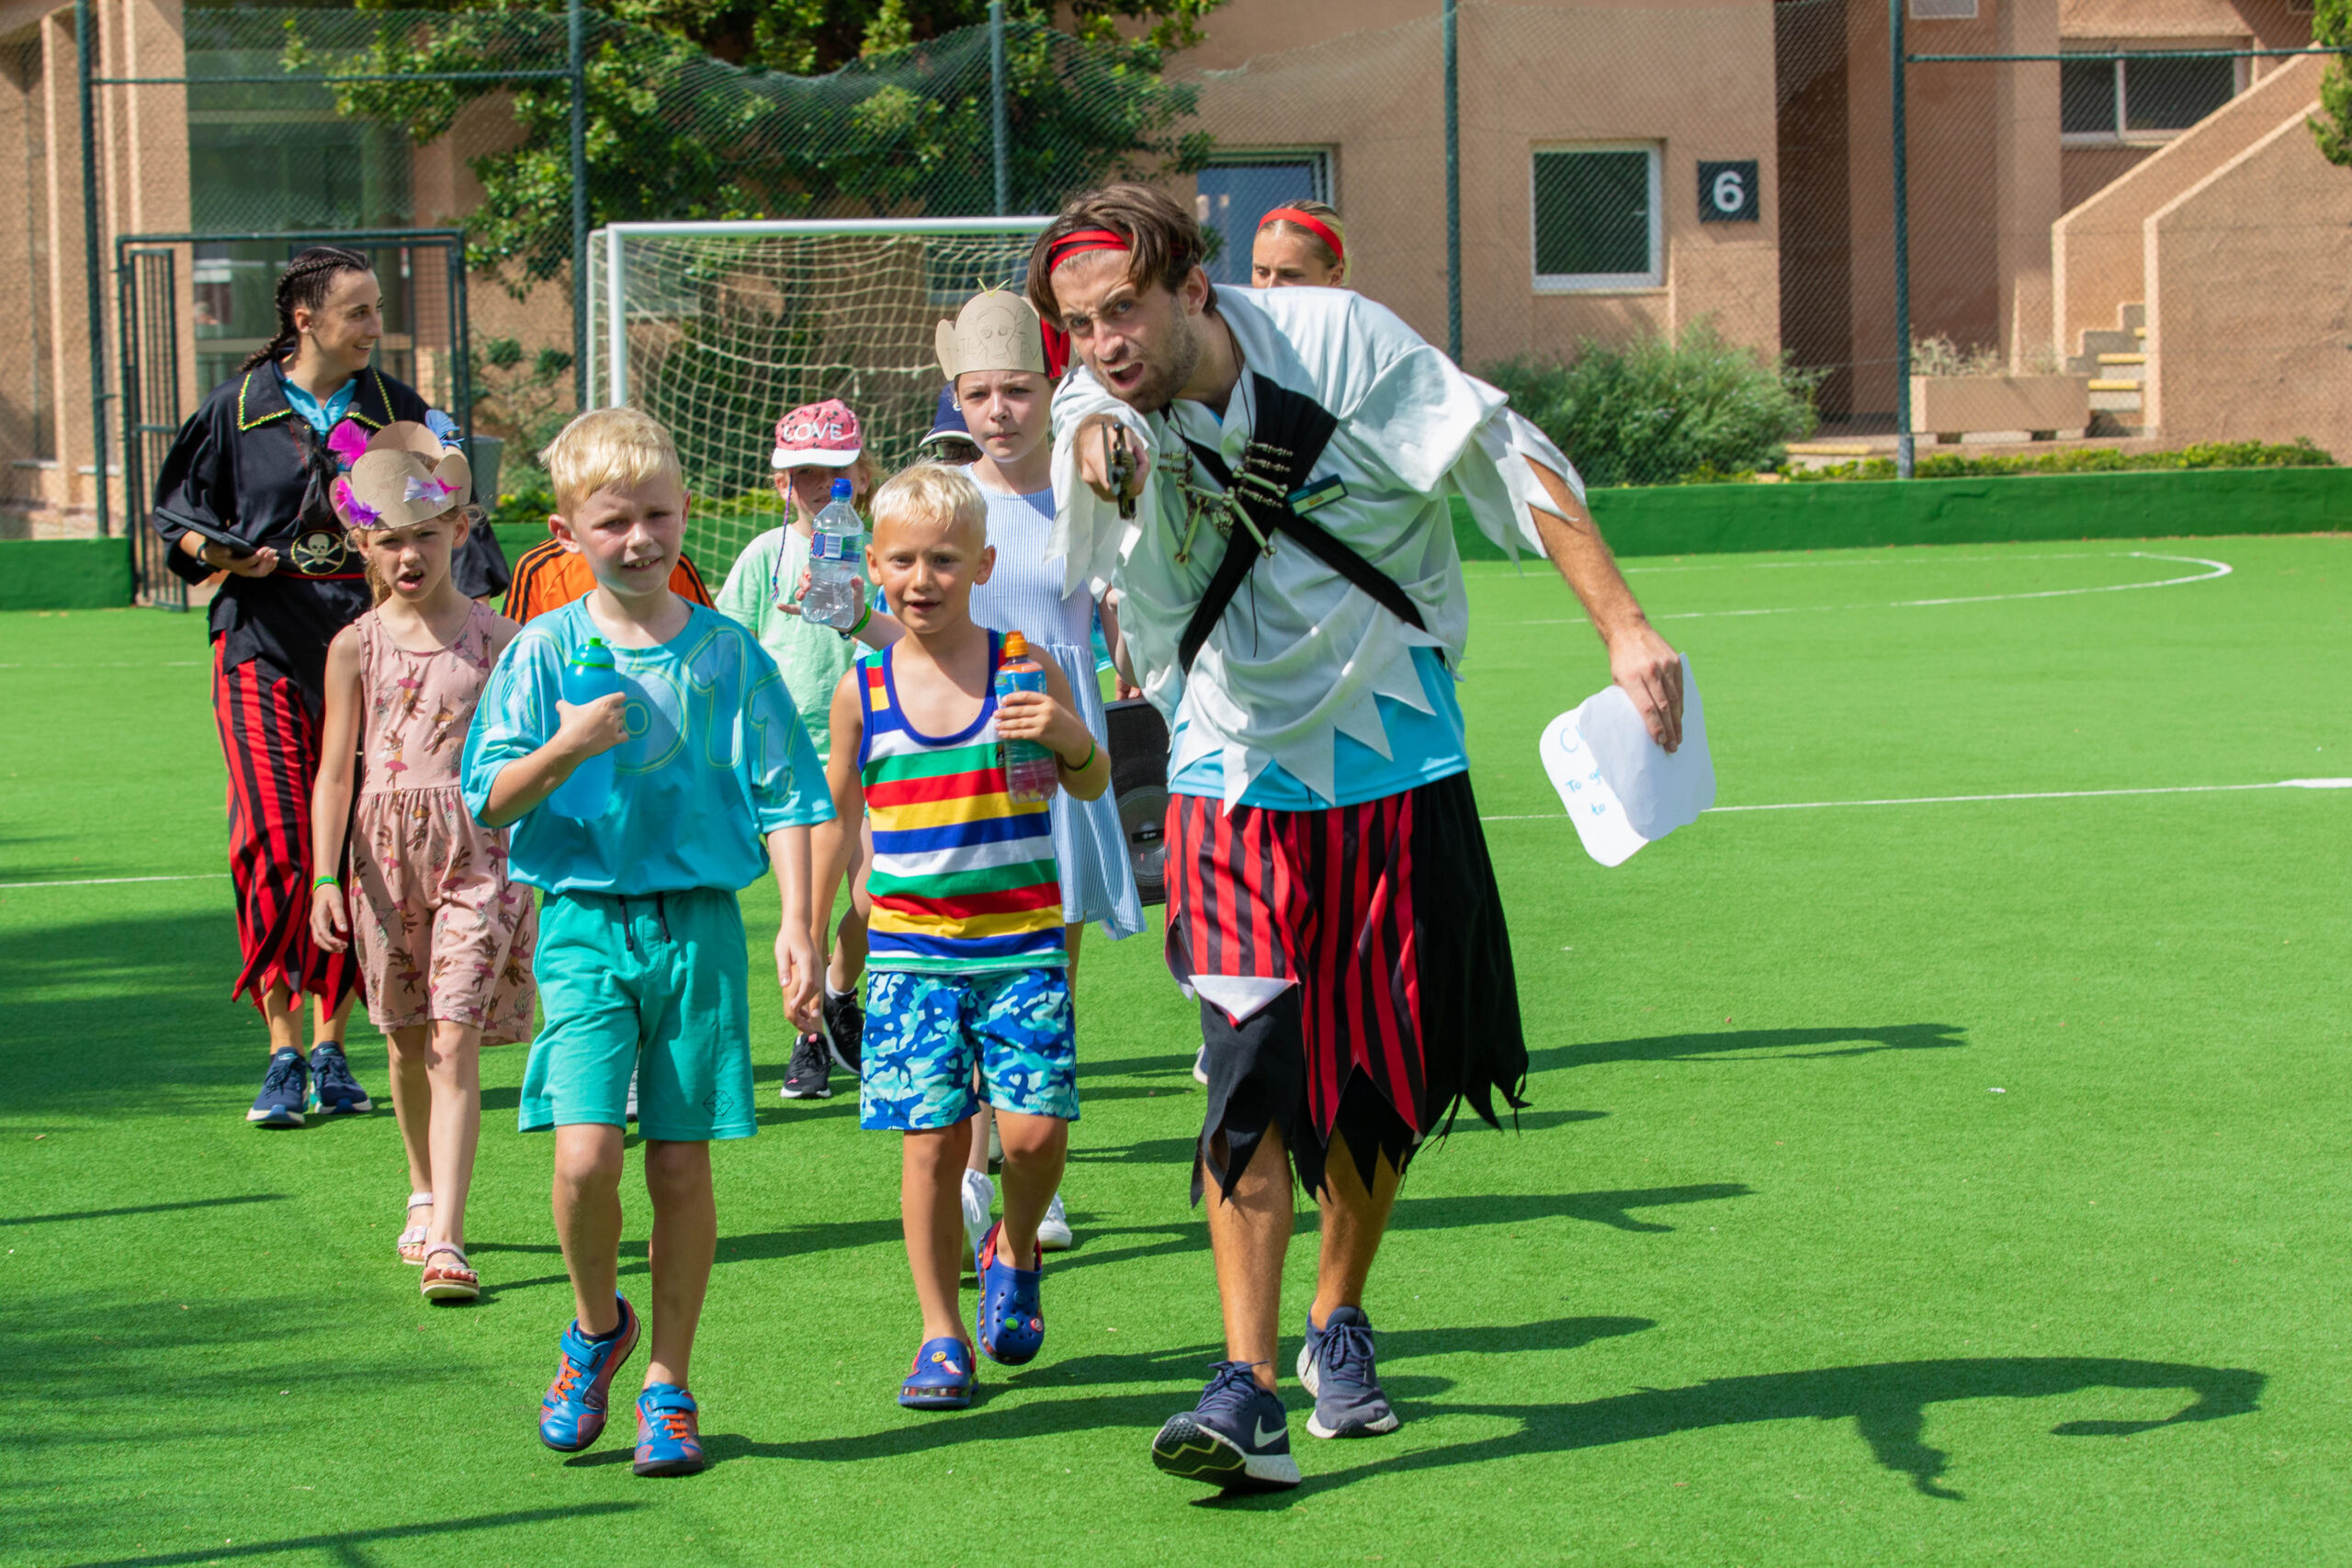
[1029,186,1686,1492]
[152,246,510,1129]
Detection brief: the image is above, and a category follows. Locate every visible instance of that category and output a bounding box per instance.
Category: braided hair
[236,246,375,374]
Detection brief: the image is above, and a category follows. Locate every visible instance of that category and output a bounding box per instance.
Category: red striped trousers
[211,643,358,1014]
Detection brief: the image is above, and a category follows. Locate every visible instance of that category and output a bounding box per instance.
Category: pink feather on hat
[326,419,370,470]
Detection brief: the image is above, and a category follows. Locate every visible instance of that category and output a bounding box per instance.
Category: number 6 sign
[1698,160,1759,223]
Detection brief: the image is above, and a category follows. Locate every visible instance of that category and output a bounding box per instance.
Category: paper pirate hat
[335,421,472,531]
[935,288,1047,385]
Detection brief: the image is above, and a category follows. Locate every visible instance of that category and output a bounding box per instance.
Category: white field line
[1480,778,2352,822]
[0,660,204,669]
[1498,552,2232,626]
[0,872,227,889]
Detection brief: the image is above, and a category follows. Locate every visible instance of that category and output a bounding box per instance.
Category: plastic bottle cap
[575,637,615,668]
[1001,630,1028,659]
[831,477,853,501]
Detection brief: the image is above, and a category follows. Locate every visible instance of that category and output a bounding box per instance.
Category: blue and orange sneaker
[899,1336,977,1409]
[538,1296,640,1452]
[972,1221,1045,1366]
[632,1383,706,1476]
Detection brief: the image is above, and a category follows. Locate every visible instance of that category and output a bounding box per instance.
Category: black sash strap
[1174,374,1426,675]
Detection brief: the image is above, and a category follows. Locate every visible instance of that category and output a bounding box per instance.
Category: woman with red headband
[1251,201,1347,288]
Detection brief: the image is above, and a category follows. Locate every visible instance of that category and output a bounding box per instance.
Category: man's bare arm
[1525,457,1684,752]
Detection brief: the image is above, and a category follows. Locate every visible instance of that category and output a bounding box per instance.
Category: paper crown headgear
[935,288,1047,385]
[332,421,472,532]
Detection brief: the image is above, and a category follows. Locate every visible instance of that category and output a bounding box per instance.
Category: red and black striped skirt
[1164,771,1527,1200]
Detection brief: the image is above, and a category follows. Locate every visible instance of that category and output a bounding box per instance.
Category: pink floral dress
[351,602,537,1043]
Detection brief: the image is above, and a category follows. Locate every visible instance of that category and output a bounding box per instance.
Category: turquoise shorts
[520,886,756,1142]
[860,966,1080,1132]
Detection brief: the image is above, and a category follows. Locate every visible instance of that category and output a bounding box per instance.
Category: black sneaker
[1151,1360,1301,1492]
[821,989,864,1076]
[779,1033,831,1100]
[309,1043,373,1115]
[1297,1305,1399,1438]
[247,1048,308,1127]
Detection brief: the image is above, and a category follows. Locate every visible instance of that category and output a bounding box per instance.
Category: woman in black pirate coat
[151,245,511,1130]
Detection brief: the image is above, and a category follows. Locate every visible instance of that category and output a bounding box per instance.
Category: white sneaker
[1193,1047,1209,1086]
[961,1168,995,1258]
[1037,1192,1074,1252]
[626,1069,639,1122]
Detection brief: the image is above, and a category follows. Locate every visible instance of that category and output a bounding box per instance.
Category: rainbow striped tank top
[859,633,1065,974]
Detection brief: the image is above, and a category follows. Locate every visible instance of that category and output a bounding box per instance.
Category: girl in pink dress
[309,421,537,1303]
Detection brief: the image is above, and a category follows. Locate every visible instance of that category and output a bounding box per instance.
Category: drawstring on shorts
[616,892,674,957]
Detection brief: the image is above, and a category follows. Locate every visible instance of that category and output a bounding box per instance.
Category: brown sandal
[420,1244,480,1303]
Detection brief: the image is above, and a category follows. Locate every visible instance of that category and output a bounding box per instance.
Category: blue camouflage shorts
[860,966,1080,1132]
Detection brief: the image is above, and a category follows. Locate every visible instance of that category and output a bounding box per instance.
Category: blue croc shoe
[899,1336,977,1410]
[308,1043,373,1115]
[973,1222,1045,1366]
[247,1048,307,1127]
[632,1383,706,1476]
[1150,1360,1301,1492]
[538,1296,640,1452]
[1297,1304,1399,1438]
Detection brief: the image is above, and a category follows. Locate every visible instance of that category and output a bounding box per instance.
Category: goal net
[586,218,1052,581]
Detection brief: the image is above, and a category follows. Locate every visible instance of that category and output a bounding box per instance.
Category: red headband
[1045,227,1132,274]
[1259,208,1345,266]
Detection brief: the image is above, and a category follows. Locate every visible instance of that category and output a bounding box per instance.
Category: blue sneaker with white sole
[899,1336,977,1409]
[247,1048,307,1127]
[1297,1304,1399,1438]
[1150,1360,1301,1492]
[632,1383,706,1476]
[973,1222,1045,1365]
[538,1296,640,1451]
[308,1043,373,1115]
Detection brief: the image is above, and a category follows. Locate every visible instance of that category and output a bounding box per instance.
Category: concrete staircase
[2069,303,2146,431]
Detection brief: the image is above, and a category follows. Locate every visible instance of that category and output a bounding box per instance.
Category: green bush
[1788,438,2335,482]
[1481,322,1821,488]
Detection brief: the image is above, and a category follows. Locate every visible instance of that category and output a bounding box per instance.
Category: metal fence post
[77,0,111,536]
[989,1,1010,217]
[570,0,589,410]
[1891,0,1914,479]
[1444,0,1461,366]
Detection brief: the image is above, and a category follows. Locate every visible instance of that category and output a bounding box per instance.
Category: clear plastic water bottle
[802,477,866,631]
[995,631,1061,805]
[551,637,622,820]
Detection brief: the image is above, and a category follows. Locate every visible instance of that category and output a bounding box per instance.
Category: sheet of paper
[1538,655,1714,867]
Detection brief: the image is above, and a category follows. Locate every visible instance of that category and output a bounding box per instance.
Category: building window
[2062,51,2241,141]
[1195,154,1330,288]
[1909,0,1978,18]
[1532,144,1661,292]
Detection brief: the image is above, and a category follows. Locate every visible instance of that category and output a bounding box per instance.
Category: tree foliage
[287,1,1221,287]
[2312,0,2352,167]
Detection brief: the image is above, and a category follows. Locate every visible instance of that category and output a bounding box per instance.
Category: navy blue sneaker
[247,1048,307,1127]
[1151,1360,1301,1491]
[308,1043,372,1115]
[632,1383,706,1476]
[539,1296,640,1452]
[972,1222,1044,1366]
[899,1336,977,1410]
[1297,1305,1399,1438]
[822,988,863,1076]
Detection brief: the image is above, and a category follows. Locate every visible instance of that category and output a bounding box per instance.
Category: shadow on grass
[699,1315,1652,1473]
[1532,1022,1966,1075]
[1,1193,288,1227]
[1311,1355,2265,1501]
[67,1505,639,1568]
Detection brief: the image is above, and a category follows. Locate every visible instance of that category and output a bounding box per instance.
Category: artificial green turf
[3,536,2347,1566]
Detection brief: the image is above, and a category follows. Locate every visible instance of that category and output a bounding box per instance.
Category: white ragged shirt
[1048,285,1582,807]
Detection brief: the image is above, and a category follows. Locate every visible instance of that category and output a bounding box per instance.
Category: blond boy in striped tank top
[820,462,1113,1410]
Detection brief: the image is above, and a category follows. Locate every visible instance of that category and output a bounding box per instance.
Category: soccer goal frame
[582,217,1052,578]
